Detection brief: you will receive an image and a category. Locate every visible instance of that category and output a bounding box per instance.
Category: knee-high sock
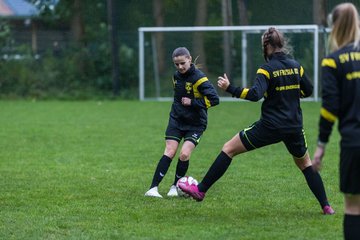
[173,159,189,186]
[150,155,172,189]
[302,166,329,208]
[344,214,360,240]
[198,151,232,192]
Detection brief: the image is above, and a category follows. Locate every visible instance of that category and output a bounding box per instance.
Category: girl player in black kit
[312,3,360,239]
[145,47,219,198]
[179,27,335,215]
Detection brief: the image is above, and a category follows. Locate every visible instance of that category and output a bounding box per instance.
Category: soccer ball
[176,176,198,197]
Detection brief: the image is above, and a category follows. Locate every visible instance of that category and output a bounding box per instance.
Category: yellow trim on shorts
[243,126,256,149]
[293,150,308,160]
[302,129,308,148]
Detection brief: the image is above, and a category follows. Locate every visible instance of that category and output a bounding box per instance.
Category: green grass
[0,100,343,239]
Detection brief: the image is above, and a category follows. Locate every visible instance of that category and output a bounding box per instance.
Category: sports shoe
[144,187,163,198]
[323,205,335,215]
[167,185,178,197]
[178,182,205,201]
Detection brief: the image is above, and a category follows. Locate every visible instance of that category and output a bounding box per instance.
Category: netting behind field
[139,25,329,101]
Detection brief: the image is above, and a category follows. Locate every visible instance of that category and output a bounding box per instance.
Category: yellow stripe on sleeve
[300,66,304,77]
[320,107,337,122]
[204,96,211,108]
[193,77,208,89]
[240,88,249,99]
[321,58,337,68]
[172,77,176,88]
[256,68,270,79]
[193,77,208,98]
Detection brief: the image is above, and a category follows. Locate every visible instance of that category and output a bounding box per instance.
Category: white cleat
[144,187,163,198]
[167,185,178,197]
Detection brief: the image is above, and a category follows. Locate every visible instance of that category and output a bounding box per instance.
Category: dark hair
[262,27,292,61]
[172,47,191,59]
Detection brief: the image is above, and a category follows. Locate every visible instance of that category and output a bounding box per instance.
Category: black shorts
[239,121,308,158]
[165,122,204,146]
[340,147,360,194]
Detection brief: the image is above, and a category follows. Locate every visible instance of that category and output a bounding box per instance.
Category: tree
[312,0,327,56]
[107,0,120,96]
[313,0,327,95]
[152,0,166,75]
[151,0,166,98]
[237,0,253,86]
[193,0,208,73]
[237,0,248,25]
[26,0,59,13]
[313,0,327,26]
[71,0,84,44]
[222,0,233,78]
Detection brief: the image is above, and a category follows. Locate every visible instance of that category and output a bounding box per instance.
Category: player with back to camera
[145,47,219,198]
[179,27,335,215]
[312,3,360,239]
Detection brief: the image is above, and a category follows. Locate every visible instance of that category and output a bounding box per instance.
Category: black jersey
[319,43,360,147]
[226,52,313,133]
[170,64,219,129]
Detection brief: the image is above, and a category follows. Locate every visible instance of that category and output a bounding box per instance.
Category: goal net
[138,25,321,101]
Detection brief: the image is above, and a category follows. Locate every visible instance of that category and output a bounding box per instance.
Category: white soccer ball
[176,176,198,198]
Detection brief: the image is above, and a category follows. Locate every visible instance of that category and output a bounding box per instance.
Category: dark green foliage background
[0,0,358,99]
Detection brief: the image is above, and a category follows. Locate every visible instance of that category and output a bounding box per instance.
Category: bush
[0,43,138,100]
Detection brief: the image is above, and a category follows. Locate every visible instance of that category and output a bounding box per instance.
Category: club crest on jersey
[185,82,192,93]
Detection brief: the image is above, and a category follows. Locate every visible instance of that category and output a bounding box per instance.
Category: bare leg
[164,139,179,159]
[222,133,248,157]
[345,194,360,214]
[179,141,196,161]
[171,141,195,186]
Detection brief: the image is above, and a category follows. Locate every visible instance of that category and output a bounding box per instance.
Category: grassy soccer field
[0,100,342,239]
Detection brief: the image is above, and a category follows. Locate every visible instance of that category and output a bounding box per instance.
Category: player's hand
[312,146,325,171]
[217,73,230,90]
[181,97,191,106]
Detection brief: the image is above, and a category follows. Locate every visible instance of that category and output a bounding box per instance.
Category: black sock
[198,151,232,193]
[173,159,189,186]
[149,155,172,189]
[302,166,329,208]
[344,214,360,240]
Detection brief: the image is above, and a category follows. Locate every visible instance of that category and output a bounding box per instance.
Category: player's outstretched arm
[217,73,230,90]
[218,72,267,102]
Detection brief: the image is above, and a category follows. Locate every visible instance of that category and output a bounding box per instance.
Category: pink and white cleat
[323,205,335,215]
[177,182,205,202]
